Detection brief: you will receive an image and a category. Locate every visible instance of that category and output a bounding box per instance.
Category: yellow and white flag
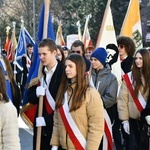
[96,0,121,86]
[120,0,143,49]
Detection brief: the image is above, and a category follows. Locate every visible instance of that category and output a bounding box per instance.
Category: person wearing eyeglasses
[117,36,136,75]
[116,36,136,150]
[70,40,91,72]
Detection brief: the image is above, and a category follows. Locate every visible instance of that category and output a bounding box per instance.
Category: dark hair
[70,40,85,55]
[27,43,33,48]
[117,36,136,57]
[132,48,150,97]
[56,45,65,64]
[62,46,69,51]
[56,54,89,111]
[0,66,9,102]
[38,38,57,52]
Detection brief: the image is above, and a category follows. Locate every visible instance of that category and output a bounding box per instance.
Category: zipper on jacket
[94,72,98,88]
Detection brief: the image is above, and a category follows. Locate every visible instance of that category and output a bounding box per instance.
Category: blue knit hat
[90,47,107,66]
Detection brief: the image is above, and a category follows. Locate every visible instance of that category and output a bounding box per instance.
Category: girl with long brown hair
[118,48,150,150]
[50,54,104,150]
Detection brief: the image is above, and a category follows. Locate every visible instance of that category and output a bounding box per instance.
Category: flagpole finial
[12,21,16,29]
[6,26,11,36]
[20,16,24,27]
[89,14,92,18]
[76,20,81,28]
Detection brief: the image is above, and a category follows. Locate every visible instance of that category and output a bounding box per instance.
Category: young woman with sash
[50,54,104,150]
[117,48,150,150]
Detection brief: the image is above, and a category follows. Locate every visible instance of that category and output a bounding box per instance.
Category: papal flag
[95,0,121,150]
[120,0,143,49]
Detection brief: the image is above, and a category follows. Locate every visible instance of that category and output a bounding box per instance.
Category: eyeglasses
[118,45,124,49]
[71,50,81,54]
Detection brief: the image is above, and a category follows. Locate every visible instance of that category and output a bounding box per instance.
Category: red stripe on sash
[105,121,113,150]
[44,96,53,115]
[123,74,143,112]
[59,106,84,150]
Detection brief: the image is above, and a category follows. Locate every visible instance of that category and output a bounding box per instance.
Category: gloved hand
[51,146,58,150]
[36,117,46,127]
[36,86,45,97]
[26,64,30,69]
[122,120,130,134]
[13,70,17,74]
[13,60,17,65]
[145,115,150,125]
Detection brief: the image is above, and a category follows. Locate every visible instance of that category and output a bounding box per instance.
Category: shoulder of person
[0,101,17,114]
[86,87,101,98]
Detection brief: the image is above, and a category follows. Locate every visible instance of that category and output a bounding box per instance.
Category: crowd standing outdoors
[1,33,150,150]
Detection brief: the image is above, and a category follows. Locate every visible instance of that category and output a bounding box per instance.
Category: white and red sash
[123,72,146,112]
[44,82,55,115]
[26,55,31,72]
[26,55,31,65]
[90,77,113,150]
[59,92,86,150]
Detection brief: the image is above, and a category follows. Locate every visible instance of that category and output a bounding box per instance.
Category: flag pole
[96,0,111,48]
[36,0,50,150]
[12,22,17,81]
[76,20,82,41]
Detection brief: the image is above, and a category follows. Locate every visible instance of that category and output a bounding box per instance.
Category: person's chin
[41,62,46,66]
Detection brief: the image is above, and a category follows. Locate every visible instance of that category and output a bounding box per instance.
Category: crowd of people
[0,35,150,150]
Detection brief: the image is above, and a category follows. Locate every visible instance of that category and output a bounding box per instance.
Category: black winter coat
[27,60,64,150]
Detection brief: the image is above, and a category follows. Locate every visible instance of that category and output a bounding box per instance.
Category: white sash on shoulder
[59,92,86,150]
[90,77,113,150]
[123,72,146,112]
[43,81,55,114]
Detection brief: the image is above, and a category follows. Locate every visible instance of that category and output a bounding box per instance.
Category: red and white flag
[82,14,92,48]
[55,22,66,46]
